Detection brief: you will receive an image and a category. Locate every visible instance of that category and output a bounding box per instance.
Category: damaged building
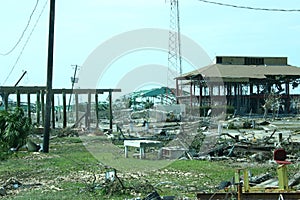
[175,56,300,116]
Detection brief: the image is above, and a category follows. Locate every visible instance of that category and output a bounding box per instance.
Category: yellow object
[277,164,289,190]
[243,169,250,192]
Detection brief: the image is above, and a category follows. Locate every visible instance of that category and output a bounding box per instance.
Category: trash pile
[194,117,300,163]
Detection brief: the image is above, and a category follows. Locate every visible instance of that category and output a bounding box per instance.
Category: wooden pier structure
[0,86,121,130]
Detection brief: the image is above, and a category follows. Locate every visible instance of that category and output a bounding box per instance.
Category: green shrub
[0,107,32,152]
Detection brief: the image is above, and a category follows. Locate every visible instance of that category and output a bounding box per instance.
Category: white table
[124,140,162,159]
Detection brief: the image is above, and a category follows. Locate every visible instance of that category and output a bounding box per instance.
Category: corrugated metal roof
[177,64,300,81]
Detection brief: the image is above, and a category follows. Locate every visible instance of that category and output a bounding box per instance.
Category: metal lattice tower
[167,0,182,88]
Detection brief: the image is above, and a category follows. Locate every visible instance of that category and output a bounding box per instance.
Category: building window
[245,57,264,65]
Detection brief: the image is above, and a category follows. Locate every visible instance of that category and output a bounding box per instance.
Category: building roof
[177,56,300,83]
[141,87,175,97]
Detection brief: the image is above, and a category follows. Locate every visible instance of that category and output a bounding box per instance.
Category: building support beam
[190,81,193,114]
[286,80,290,113]
[51,93,55,129]
[62,92,67,128]
[36,91,40,125]
[109,91,113,131]
[75,93,79,123]
[95,93,99,128]
[27,93,31,122]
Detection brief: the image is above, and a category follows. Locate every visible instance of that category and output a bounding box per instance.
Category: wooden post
[16,90,20,107]
[109,91,113,131]
[176,79,179,104]
[124,145,128,158]
[75,93,79,123]
[250,83,253,94]
[36,91,40,125]
[286,80,290,113]
[190,81,193,115]
[237,84,241,113]
[51,93,55,129]
[95,93,99,128]
[229,84,233,106]
[209,85,213,96]
[278,132,283,143]
[199,82,203,106]
[257,84,260,113]
[249,83,254,112]
[228,83,232,95]
[27,93,31,122]
[140,147,145,159]
[41,90,45,126]
[62,92,67,128]
[4,93,9,111]
[87,93,91,129]
[85,103,88,128]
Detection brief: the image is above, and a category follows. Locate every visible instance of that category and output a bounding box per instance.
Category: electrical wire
[2,0,48,85]
[0,0,39,56]
[197,0,300,12]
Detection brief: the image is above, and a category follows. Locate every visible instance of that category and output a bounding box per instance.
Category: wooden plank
[0,86,46,93]
[0,86,121,94]
[52,88,121,94]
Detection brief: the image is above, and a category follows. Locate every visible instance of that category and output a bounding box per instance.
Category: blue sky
[0,0,300,91]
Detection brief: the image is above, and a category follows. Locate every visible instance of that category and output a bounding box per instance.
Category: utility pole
[68,64,79,111]
[43,0,56,153]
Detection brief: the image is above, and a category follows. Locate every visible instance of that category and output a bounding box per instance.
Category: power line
[197,0,300,12]
[2,0,48,85]
[0,0,39,56]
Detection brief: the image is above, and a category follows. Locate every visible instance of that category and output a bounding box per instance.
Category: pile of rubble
[194,117,300,163]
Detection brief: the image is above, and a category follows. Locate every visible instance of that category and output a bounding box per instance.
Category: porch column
[250,83,253,94]
[190,81,193,113]
[234,83,237,108]
[286,80,290,113]
[256,84,260,113]
[199,82,203,106]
